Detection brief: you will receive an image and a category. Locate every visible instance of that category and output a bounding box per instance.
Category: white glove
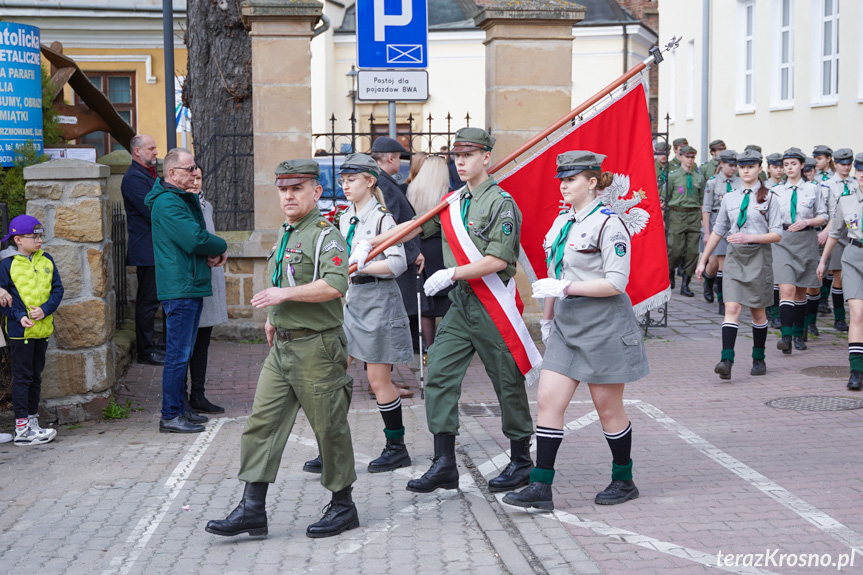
[424,268,456,296]
[540,319,552,345]
[531,278,571,299]
[349,240,372,271]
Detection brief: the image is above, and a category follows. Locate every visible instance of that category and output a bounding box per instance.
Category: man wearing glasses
[145,148,228,433]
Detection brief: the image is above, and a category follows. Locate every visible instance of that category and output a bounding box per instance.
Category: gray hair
[163,147,193,172]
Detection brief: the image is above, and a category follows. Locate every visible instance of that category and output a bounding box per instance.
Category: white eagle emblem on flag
[597,174,650,235]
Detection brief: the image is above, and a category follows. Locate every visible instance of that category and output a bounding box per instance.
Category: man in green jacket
[145,147,228,434]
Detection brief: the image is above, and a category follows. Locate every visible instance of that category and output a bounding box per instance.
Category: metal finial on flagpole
[644,36,682,68]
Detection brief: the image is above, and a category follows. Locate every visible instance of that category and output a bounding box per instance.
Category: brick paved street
[2,280,863,574]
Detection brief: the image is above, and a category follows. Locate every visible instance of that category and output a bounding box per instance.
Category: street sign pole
[388,101,396,138]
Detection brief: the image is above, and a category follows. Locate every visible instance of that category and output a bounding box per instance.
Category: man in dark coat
[122,134,163,365]
[371,137,424,354]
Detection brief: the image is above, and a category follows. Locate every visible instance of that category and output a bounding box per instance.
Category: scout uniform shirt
[701,158,720,179]
[419,176,521,283]
[543,198,631,294]
[339,198,406,278]
[772,180,828,227]
[667,167,706,209]
[703,173,742,214]
[829,180,863,241]
[827,174,859,220]
[713,184,782,238]
[266,209,349,331]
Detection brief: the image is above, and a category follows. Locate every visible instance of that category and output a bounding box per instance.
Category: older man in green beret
[206,160,359,539]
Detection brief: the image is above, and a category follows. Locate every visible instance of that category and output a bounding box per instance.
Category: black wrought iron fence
[111,202,128,329]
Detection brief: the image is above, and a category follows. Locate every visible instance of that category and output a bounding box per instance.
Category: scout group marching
[657,140,863,387]
[205,127,649,539]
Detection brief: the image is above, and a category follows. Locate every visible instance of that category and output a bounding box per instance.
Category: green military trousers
[238,327,356,492]
[425,287,533,441]
[666,209,702,276]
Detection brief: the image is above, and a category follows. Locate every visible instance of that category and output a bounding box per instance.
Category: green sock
[530,467,555,485]
[792,325,804,338]
[721,349,735,362]
[835,307,846,321]
[770,306,780,320]
[752,347,765,360]
[806,313,817,328]
[384,426,405,440]
[850,355,863,372]
[611,459,633,481]
[780,326,792,337]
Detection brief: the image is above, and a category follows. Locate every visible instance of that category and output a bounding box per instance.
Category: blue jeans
[161,298,203,420]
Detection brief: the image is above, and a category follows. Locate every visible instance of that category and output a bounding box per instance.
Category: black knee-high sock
[604,422,632,467]
[773,286,780,308]
[833,288,846,321]
[793,300,806,337]
[806,294,820,326]
[721,322,738,362]
[779,300,795,336]
[715,272,724,299]
[535,426,564,470]
[752,321,767,359]
[377,397,403,431]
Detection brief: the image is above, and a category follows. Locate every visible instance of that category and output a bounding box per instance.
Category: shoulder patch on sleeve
[600,208,617,216]
[323,239,345,253]
[614,242,627,257]
[502,221,514,235]
[377,206,390,214]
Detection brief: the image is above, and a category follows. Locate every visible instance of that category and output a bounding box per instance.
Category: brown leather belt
[669,206,701,213]
[275,328,320,342]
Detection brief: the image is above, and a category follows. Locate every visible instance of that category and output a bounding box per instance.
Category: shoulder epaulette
[709,175,716,180]
[499,190,512,199]
[317,219,330,228]
[377,205,390,214]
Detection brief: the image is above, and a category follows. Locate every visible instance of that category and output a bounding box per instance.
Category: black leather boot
[680,275,694,297]
[368,436,411,473]
[702,276,715,303]
[669,270,675,290]
[714,359,732,380]
[306,486,360,538]
[303,455,322,474]
[777,335,793,354]
[182,397,208,424]
[794,336,807,350]
[595,479,639,505]
[848,371,863,391]
[750,359,767,376]
[406,434,459,493]
[205,482,268,537]
[808,322,819,337]
[190,391,225,414]
[488,438,534,492]
[502,482,554,511]
[835,319,849,332]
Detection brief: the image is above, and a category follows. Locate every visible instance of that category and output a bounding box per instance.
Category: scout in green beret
[655,141,669,193]
[356,126,536,495]
[667,145,705,297]
[701,149,741,310]
[700,139,727,178]
[207,159,359,540]
[668,137,689,172]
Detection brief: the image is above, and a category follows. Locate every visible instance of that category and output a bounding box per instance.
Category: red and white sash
[440,191,542,380]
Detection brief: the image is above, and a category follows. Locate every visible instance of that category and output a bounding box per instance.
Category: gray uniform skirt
[829,238,847,270]
[543,293,649,384]
[772,228,820,288]
[709,211,728,256]
[841,243,863,300]
[723,243,774,307]
[343,278,414,365]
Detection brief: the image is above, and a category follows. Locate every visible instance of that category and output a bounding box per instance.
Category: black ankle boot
[669,270,675,290]
[183,397,208,424]
[703,276,715,303]
[406,434,459,493]
[680,275,694,297]
[714,359,732,380]
[794,336,807,350]
[488,438,534,492]
[595,479,639,505]
[306,486,360,538]
[189,391,225,414]
[750,359,767,376]
[205,482,268,537]
[848,371,863,391]
[502,481,554,510]
[368,435,411,473]
[303,454,322,474]
[777,335,792,354]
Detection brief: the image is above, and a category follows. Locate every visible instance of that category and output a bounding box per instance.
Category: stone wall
[23,159,116,423]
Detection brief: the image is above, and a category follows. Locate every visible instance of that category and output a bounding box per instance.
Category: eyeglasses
[174,165,201,173]
[20,234,43,240]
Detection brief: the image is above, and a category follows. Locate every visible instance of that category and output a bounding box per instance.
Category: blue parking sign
[356,0,428,69]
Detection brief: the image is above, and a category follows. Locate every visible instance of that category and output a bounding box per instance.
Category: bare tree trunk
[184,0,254,231]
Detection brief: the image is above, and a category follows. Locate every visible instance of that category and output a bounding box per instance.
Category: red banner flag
[499,82,670,314]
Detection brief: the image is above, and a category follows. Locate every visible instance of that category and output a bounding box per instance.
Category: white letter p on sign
[374,0,413,42]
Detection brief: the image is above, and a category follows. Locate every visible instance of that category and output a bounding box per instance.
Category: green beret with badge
[556,150,606,179]
[672,137,688,147]
[709,139,726,151]
[679,145,697,156]
[275,159,320,187]
[654,141,669,155]
[452,127,495,153]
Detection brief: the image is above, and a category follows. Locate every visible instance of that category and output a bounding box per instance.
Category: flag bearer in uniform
[501,151,649,512]
[206,160,359,539]
[354,128,537,494]
[338,153,414,472]
[771,148,828,354]
[701,150,740,311]
[822,149,856,332]
[666,145,705,297]
[697,150,782,381]
[818,152,863,390]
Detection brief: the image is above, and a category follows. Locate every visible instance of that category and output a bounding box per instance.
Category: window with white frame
[737,0,756,112]
[686,39,695,119]
[812,0,839,103]
[771,0,794,106]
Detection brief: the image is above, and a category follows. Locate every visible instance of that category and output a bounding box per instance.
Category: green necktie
[686,172,693,195]
[460,191,472,227]
[821,171,830,182]
[271,223,294,287]
[548,217,575,280]
[737,190,751,229]
[845,181,851,196]
[726,180,732,194]
[790,185,797,224]
[345,216,359,257]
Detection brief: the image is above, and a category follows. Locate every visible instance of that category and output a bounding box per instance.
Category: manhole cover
[460,403,502,417]
[766,396,863,411]
[800,366,849,378]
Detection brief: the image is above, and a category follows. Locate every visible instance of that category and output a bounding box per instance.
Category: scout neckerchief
[547,203,604,279]
[271,223,294,287]
[789,185,797,223]
[439,189,541,381]
[686,172,694,195]
[738,189,751,229]
[345,216,359,256]
[726,179,733,194]
[460,190,473,226]
[821,171,830,182]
